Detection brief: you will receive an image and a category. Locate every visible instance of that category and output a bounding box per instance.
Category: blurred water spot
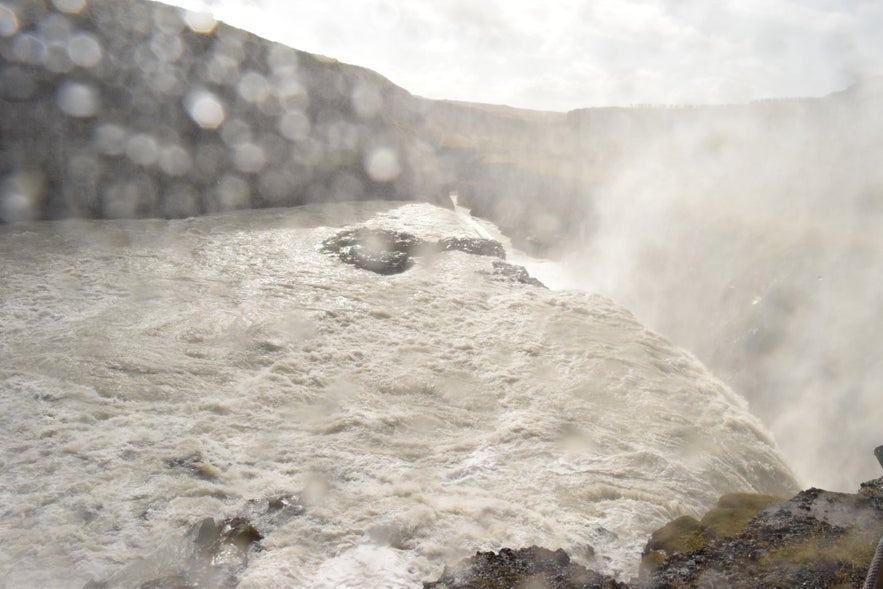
[352,84,382,119]
[12,34,46,65]
[220,118,252,146]
[204,52,238,84]
[268,43,297,72]
[56,81,99,117]
[237,70,270,103]
[233,142,266,173]
[150,33,184,63]
[94,123,127,155]
[215,174,249,210]
[67,32,102,67]
[153,4,185,35]
[184,11,217,35]
[0,3,18,37]
[39,13,73,43]
[103,182,140,218]
[125,133,159,166]
[185,89,225,129]
[0,172,44,223]
[365,148,401,182]
[50,0,85,14]
[277,110,310,141]
[158,144,192,176]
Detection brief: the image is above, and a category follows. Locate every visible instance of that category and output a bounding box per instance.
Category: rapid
[0,200,798,588]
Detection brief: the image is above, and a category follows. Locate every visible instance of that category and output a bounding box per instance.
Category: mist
[557,84,883,491]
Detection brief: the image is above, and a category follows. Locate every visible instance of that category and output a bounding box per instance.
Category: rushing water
[0,201,797,588]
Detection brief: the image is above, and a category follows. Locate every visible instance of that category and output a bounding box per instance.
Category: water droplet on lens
[278,110,310,141]
[12,34,46,65]
[0,3,18,37]
[152,4,185,35]
[214,174,249,210]
[237,70,270,104]
[125,133,159,166]
[233,142,266,173]
[365,148,401,182]
[220,118,252,146]
[184,11,217,35]
[150,33,184,63]
[0,172,44,223]
[94,123,127,155]
[159,144,192,176]
[67,32,102,67]
[51,0,85,14]
[185,90,225,129]
[56,81,99,117]
[352,84,382,119]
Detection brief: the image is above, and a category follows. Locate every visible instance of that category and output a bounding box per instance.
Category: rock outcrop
[83,493,307,589]
[322,227,545,285]
[424,546,626,589]
[322,228,428,274]
[645,477,883,588]
[490,260,547,288]
[426,478,883,589]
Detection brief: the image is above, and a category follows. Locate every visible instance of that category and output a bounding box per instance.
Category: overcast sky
[166,0,883,111]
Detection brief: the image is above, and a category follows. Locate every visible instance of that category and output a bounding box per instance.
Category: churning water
[0,201,797,587]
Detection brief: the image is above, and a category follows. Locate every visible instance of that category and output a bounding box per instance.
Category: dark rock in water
[140,575,196,589]
[340,245,413,275]
[219,517,263,552]
[322,228,427,274]
[491,260,546,288]
[266,494,306,517]
[323,228,429,256]
[424,546,626,589]
[323,229,513,276]
[131,516,263,589]
[165,453,222,481]
[644,478,883,588]
[875,445,883,470]
[193,517,221,546]
[438,237,506,259]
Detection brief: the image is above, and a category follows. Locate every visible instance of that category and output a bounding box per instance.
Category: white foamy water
[0,202,797,588]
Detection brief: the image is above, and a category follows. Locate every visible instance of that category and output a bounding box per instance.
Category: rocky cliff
[0,0,448,222]
[427,476,883,588]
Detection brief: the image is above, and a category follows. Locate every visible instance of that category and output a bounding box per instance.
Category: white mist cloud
[163,0,882,110]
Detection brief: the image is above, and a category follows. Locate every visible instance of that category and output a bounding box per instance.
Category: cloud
[166,0,883,110]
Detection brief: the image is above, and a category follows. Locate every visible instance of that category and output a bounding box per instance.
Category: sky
[168,0,883,111]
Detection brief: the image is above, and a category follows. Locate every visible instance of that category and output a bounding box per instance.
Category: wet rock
[165,453,221,481]
[340,245,413,275]
[266,494,307,518]
[490,260,547,288]
[322,228,427,275]
[645,478,883,588]
[322,229,513,276]
[139,575,196,589]
[424,546,627,589]
[437,237,506,259]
